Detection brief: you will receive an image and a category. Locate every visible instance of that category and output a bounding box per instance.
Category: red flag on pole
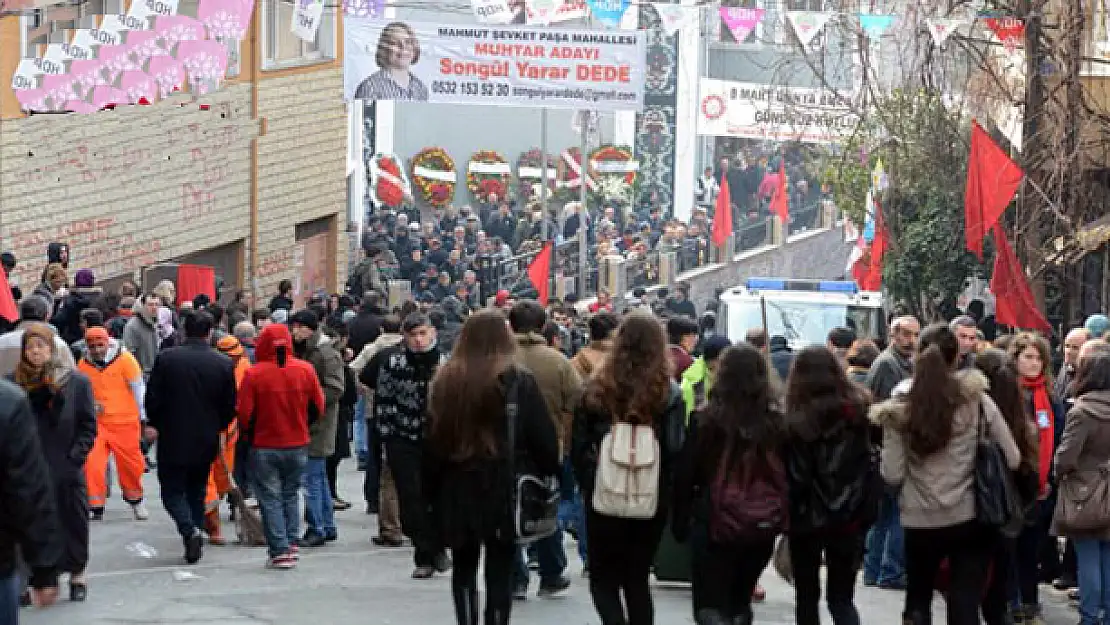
[851,199,887,291]
[965,121,1023,259]
[990,224,1050,333]
[526,241,553,306]
[712,178,733,247]
[0,271,17,323]
[769,159,789,223]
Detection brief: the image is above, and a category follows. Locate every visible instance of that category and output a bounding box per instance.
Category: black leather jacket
[783,397,877,533]
[0,379,61,588]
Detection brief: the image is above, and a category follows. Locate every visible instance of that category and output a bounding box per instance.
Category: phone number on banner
[430,80,637,105]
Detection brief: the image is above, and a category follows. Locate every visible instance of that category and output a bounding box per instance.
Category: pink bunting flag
[16,88,49,112]
[126,30,168,61]
[69,58,106,101]
[719,6,764,43]
[198,0,252,40]
[91,85,129,109]
[41,73,77,112]
[147,54,185,98]
[119,70,158,105]
[97,44,139,84]
[156,14,205,51]
[176,39,228,95]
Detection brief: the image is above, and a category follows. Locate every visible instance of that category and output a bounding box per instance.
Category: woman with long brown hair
[425,310,559,625]
[783,346,874,625]
[1008,332,1065,622]
[873,323,1020,625]
[11,323,96,602]
[571,311,685,625]
[672,343,785,625]
[974,348,1040,625]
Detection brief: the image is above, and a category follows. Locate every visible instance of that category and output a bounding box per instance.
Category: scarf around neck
[1021,373,1054,495]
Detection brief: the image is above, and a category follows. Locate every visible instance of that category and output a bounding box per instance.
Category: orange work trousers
[205,421,239,513]
[86,419,145,508]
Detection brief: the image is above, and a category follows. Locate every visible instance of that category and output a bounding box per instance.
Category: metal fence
[735,216,772,255]
[788,203,822,236]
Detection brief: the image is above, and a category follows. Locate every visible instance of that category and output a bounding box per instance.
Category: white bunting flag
[471,0,515,23]
[786,11,833,47]
[127,0,180,22]
[926,17,966,47]
[652,3,691,35]
[292,0,326,41]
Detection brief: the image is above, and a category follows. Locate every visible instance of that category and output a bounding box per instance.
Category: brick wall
[0,67,350,305]
[0,86,258,292]
[254,67,348,301]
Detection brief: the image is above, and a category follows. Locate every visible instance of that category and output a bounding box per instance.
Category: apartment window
[718,0,764,46]
[263,0,337,69]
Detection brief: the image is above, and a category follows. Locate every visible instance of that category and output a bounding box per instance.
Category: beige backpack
[592,422,660,519]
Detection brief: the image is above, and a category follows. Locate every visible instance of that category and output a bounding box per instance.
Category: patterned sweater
[360,344,444,443]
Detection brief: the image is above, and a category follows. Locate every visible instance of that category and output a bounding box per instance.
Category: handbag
[1054,464,1110,534]
[974,399,1022,530]
[506,370,560,545]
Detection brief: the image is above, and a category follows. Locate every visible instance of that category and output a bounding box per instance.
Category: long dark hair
[904,323,963,458]
[584,311,672,425]
[974,348,1037,471]
[428,310,517,461]
[785,345,870,440]
[697,344,783,472]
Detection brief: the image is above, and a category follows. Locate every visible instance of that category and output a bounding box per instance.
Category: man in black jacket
[360,313,449,579]
[0,379,61,618]
[144,310,237,565]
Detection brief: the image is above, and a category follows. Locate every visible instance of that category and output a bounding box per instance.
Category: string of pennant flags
[11,0,1027,114]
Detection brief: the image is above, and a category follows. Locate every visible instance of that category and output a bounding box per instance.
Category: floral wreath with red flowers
[588,145,639,186]
[369,153,412,209]
[516,148,558,198]
[466,150,512,203]
[411,147,457,208]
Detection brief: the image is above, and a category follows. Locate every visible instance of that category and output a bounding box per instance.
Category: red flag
[769,159,789,222]
[526,241,552,306]
[176,264,216,306]
[965,121,1023,259]
[990,224,1050,332]
[851,200,887,291]
[0,271,17,323]
[712,178,733,247]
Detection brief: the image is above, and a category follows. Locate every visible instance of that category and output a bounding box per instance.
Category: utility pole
[1019,0,1047,310]
[539,109,549,241]
[577,110,590,298]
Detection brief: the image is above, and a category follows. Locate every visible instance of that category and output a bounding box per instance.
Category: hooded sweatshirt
[871,369,1021,529]
[236,324,325,450]
[121,310,159,378]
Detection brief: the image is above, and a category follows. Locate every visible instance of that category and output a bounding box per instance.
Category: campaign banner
[697,78,857,144]
[344,19,645,111]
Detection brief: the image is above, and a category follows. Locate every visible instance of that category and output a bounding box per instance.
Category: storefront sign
[696,78,857,144]
[344,19,645,111]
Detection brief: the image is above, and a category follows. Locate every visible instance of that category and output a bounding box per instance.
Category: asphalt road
[20,463,1079,625]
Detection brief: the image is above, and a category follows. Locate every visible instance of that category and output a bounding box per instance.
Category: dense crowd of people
[350,196,714,309]
[6,240,1110,625]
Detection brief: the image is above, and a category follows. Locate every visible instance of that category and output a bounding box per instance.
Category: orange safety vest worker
[205,335,250,543]
[79,327,148,520]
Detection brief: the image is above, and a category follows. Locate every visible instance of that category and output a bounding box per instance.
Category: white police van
[720,278,886,349]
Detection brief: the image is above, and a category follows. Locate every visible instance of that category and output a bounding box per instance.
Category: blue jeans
[1074,538,1110,625]
[353,397,368,464]
[557,460,587,565]
[0,573,19,625]
[863,493,905,585]
[514,529,568,588]
[251,447,307,558]
[303,457,336,536]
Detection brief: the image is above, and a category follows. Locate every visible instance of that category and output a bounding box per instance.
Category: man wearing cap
[51,268,102,345]
[289,310,346,547]
[79,327,150,522]
[203,336,252,544]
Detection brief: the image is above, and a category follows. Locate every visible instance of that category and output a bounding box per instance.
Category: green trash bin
[653,518,693,583]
